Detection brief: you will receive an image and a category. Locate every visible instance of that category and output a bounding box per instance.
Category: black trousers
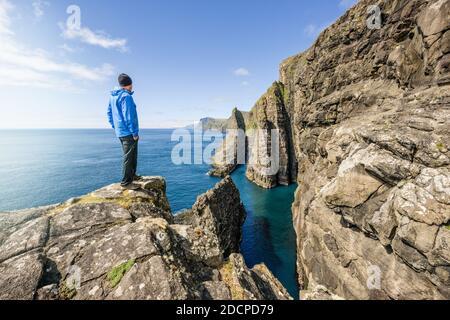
[119,135,138,186]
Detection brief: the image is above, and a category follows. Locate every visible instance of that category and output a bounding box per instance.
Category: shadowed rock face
[209,86,297,188]
[245,82,297,188]
[211,0,450,299]
[0,177,292,300]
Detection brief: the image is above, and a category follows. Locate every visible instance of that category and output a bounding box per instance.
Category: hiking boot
[121,183,140,191]
[133,175,144,181]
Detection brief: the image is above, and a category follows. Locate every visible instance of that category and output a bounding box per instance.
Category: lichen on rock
[0,176,292,300]
[208,0,450,300]
[283,0,450,300]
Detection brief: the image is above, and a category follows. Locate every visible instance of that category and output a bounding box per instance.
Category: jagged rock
[300,285,344,301]
[36,284,59,300]
[396,217,439,254]
[0,176,291,300]
[0,206,54,245]
[431,227,450,267]
[219,254,293,300]
[321,165,383,208]
[173,176,246,267]
[209,108,247,178]
[0,216,49,263]
[209,0,449,299]
[280,0,450,300]
[49,203,132,239]
[199,281,232,300]
[188,114,251,133]
[417,0,450,36]
[0,252,44,300]
[245,82,295,188]
[188,117,229,132]
[105,255,189,300]
[210,84,297,188]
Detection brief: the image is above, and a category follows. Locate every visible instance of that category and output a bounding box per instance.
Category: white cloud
[241,81,249,86]
[233,67,250,77]
[339,0,358,9]
[0,0,13,35]
[0,41,114,81]
[32,0,49,19]
[0,65,78,91]
[58,43,85,57]
[60,23,128,52]
[59,43,75,53]
[0,0,114,91]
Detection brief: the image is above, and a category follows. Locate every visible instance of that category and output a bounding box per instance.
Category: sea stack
[210,0,450,299]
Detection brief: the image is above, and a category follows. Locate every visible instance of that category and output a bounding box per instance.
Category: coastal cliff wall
[0,177,292,300]
[245,82,297,188]
[209,108,248,177]
[288,0,450,300]
[211,0,450,299]
[209,87,297,187]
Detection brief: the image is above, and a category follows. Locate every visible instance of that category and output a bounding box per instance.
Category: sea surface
[0,129,298,298]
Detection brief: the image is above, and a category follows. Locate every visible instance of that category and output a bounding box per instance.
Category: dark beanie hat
[118,73,133,87]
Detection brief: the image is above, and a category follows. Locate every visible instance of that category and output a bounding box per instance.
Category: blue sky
[0,0,357,128]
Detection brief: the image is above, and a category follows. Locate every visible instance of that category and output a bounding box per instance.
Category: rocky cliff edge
[209,0,450,299]
[0,176,292,300]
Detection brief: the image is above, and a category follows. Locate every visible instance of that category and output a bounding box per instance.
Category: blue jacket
[108,89,139,138]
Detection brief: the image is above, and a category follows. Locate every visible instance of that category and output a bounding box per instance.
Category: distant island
[186,110,250,133]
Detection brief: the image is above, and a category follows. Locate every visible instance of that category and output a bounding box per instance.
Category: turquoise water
[231,166,298,298]
[0,129,298,298]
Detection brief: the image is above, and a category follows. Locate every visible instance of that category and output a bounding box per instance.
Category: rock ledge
[0,176,292,300]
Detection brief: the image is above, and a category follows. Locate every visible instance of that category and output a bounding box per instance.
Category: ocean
[0,129,298,298]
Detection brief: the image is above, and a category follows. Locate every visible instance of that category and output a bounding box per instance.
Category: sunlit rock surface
[0,176,292,300]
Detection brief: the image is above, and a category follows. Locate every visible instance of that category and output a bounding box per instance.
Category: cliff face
[245,82,297,188]
[209,91,296,188]
[212,0,450,299]
[187,117,228,132]
[286,0,450,300]
[0,177,292,300]
[208,108,248,177]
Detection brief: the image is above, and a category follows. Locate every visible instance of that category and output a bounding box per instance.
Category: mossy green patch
[47,195,141,215]
[59,283,77,300]
[107,259,136,288]
[75,194,154,210]
[219,260,245,300]
[47,204,69,217]
[281,85,290,107]
[75,195,111,205]
[282,53,307,81]
[436,141,446,153]
[245,119,258,130]
[251,82,286,121]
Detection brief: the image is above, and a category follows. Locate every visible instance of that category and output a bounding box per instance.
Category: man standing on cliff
[107,73,142,190]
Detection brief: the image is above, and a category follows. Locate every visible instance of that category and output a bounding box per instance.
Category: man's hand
[133,136,139,141]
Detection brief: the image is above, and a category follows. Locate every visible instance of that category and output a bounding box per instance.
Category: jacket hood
[111,87,134,96]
